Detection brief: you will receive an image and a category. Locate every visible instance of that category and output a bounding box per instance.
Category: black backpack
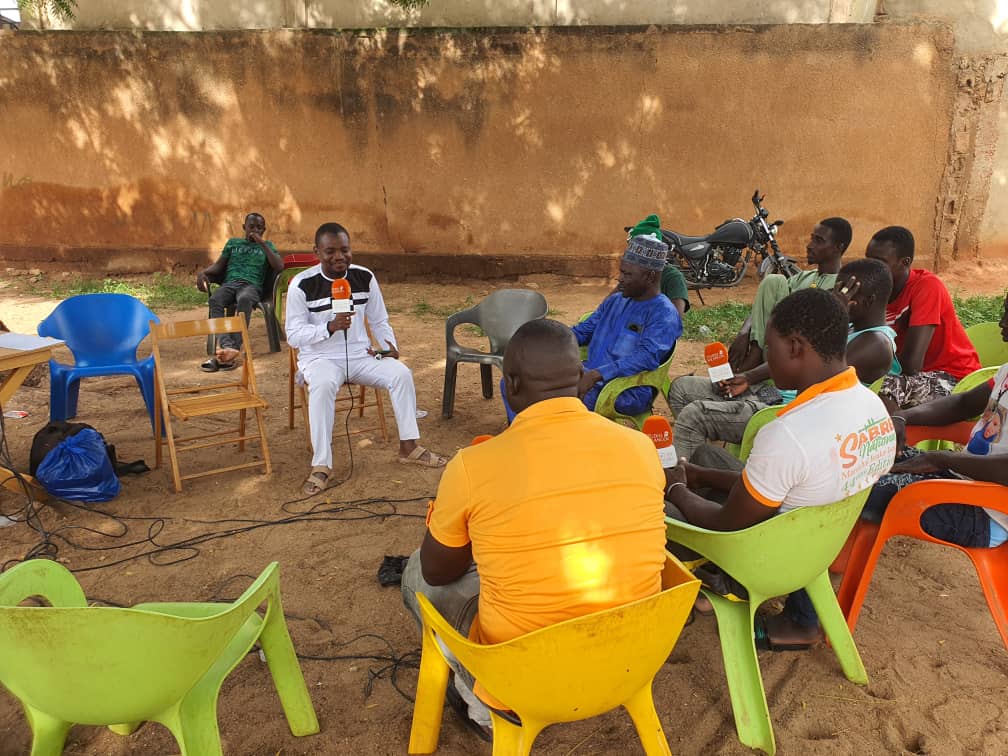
[29,421,147,477]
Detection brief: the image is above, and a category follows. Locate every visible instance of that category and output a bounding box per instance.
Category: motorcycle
[656,190,800,298]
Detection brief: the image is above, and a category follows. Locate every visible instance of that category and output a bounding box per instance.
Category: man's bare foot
[217,347,240,364]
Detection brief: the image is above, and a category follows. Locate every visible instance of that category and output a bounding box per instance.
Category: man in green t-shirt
[728,217,851,372]
[196,212,283,371]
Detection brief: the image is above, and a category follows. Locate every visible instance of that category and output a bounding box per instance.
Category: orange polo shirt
[426,396,667,646]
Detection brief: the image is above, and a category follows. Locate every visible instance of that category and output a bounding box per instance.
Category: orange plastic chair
[836,479,1008,648]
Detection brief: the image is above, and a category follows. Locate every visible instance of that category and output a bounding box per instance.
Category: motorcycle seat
[662,230,709,248]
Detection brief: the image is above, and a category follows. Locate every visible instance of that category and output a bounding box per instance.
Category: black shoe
[377,555,410,587]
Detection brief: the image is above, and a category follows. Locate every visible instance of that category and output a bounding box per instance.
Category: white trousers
[301,355,420,469]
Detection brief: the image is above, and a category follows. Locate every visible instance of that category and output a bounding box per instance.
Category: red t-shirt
[886,269,980,380]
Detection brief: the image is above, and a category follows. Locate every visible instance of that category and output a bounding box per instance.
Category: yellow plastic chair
[965,322,1008,368]
[0,560,319,755]
[665,489,871,756]
[408,554,700,755]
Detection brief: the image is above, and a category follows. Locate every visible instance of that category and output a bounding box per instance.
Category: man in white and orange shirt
[665,288,897,649]
[402,318,667,738]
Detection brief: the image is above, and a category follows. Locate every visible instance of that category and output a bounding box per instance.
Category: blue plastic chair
[37,294,160,429]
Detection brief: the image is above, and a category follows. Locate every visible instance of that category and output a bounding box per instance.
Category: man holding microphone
[286,222,446,495]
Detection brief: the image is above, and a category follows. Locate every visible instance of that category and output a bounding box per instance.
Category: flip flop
[302,467,330,496]
[218,360,238,371]
[200,357,221,373]
[753,615,815,652]
[398,445,448,468]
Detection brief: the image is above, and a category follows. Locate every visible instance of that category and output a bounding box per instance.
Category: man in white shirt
[665,288,897,649]
[285,222,446,495]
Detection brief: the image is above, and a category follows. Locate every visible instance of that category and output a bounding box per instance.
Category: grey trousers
[667,375,767,461]
[401,550,491,726]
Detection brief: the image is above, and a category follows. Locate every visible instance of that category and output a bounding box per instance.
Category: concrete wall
[882,1,1008,263]
[0,24,955,276]
[22,1,874,30]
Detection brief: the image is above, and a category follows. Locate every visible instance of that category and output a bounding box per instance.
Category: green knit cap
[626,214,662,242]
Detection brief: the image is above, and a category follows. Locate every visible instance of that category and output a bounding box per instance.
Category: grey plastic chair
[442,289,548,418]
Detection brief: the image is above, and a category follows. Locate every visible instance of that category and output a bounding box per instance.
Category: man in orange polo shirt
[401,318,667,738]
[665,289,897,649]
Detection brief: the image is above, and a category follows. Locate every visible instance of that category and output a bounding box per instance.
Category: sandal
[201,356,238,372]
[302,466,330,496]
[753,615,816,652]
[398,445,448,468]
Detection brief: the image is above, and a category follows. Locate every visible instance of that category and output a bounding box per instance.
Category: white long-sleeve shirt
[285,263,397,363]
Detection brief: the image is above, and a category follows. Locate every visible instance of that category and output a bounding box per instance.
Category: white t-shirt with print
[742,368,898,514]
[965,363,1008,531]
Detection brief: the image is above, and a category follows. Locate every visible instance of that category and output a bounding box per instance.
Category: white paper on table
[0,333,64,351]
[707,363,733,383]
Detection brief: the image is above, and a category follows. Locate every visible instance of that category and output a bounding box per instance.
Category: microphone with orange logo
[331,278,353,339]
[642,415,677,468]
[704,341,734,384]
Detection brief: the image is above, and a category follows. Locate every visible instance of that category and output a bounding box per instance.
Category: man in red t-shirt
[866,226,980,410]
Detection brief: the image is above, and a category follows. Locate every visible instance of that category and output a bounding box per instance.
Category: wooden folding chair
[287,347,389,449]
[151,316,272,492]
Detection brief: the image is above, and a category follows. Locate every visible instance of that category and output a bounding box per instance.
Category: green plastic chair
[0,560,319,755]
[274,266,312,330]
[665,489,871,756]
[965,322,1008,368]
[594,353,675,430]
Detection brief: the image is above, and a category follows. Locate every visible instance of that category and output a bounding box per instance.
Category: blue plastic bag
[35,428,121,502]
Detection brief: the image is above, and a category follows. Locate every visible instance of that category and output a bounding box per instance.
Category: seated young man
[664,288,897,649]
[729,217,851,372]
[403,319,667,739]
[501,231,681,423]
[865,226,980,410]
[861,292,1008,548]
[196,212,284,371]
[285,222,446,495]
[669,257,898,462]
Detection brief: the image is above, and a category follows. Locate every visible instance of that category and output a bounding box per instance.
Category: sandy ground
[0,261,1007,755]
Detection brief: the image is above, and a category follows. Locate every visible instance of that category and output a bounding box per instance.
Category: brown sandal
[302,466,330,495]
[397,446,448,468]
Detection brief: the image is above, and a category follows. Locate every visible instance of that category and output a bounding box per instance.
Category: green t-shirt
[221,238,276,289]
[660,265,691,313]
[788,269,837,293]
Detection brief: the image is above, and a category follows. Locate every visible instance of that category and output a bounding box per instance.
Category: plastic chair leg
[261,302,282,353]
[259,604,321,736]
[480,364,494,399]
[134,372,159,431]
[836,522,882,630]
[623,684,672,756]
[489,714,541,756]
[108,721,142,736]
[408,630,452,754]
[805,572,867,685]
[47,371,68,422]
[26,708,72,756]
[163,698,224,756]
[971,552,1008,649]
[441,360,459,419]
[707,592,776,756]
